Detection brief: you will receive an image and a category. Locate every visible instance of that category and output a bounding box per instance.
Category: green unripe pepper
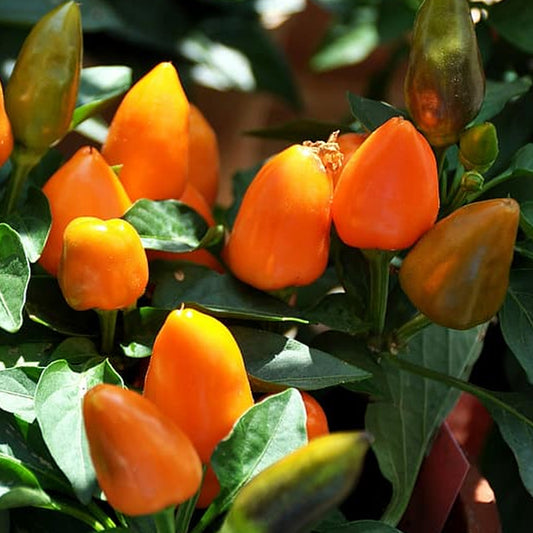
[219,432,370,533]
[404,0,485,148]
[459,122,499,173]
[399,198,519,330]
[5,1,82,153]
[2,1,82,215]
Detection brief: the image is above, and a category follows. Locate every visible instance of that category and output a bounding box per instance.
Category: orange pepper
[147,182,224,273]
[335,132,367,186]
[0,82,13,167]
[224,137,341,291]
[143,307,254,464]
[39,146,132,276]
[332,116,439,250]
[102,62,189,202]
[83,384,202,516]
[58,217,148,311]
[188,104,220,206]
[301,391,330,440]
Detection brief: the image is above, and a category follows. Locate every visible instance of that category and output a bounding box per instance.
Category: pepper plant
[0,1,533,533]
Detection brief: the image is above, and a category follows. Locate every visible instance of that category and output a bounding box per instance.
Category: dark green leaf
[487,0,533,54]
[34,359,123,504]
[0,224,30,333]
[124,199,209,252]
[231,326,371,390]
[223,163,262,229]
[519,202,533,239]
[499,269,533,383]
[207,389,307,519]
[347,93,405,131]
[368,325,486,524]
[48,338,101,365]
[0,367,38,423]
[6,187,51,263]
[150,263,306,323]
[475,77,533,124]
[121,307,169,358]
[71,66,132,129]
[316,519,404,532]
[0,456,51,510]
[246,119,351,143]
[25,275,97,337]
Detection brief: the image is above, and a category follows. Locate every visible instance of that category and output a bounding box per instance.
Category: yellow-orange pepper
[102,62,189,202]
[58,217,148,311]
[40,146,132,276]
[83,384,202,516]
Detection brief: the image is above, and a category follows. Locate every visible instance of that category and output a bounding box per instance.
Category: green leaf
[231,326,371,390]
[483,390,533,498]
[0,456,51,509]
[121,307,169,358]
[150,263,306,323]
[25,275,97,337]
[310,6,379,71]
[519,202,533,239]
[6,187,51,263]
[0,223,30,333]
[367,325,486,525]
[246,119,352,143]
[34,359,123,504]
[487,0,533,54]
[71,66,132,130]
[347,93,405,132]
[124,199,209,252]
[316,519,404,532]
[48,338,101,365]
[499,269,533,383]
[0,367,38,423]
[475,77,533,124]
[205,389,307,520]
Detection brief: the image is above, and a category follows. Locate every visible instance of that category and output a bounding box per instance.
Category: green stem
[468,171,514,202]
[37,499,109,531]
[87,501,118,530]
[96,309,118,355]
[382,352,533,428]
[175,465,205,533]
[154,506,176,533]
[1,145,43,216]
[392,313,433,347]
[362,249,392,336]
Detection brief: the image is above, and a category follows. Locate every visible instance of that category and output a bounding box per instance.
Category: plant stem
[154,506,176,533]
[392,313,432,347]
[96,309,118,355]
[175,465,204,533]
[362,249,392,336]
[38,499,110,531]
[1,145,43,216]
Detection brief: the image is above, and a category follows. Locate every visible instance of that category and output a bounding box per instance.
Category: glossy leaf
[487,0,533,54]
[34,359,123,504]
[6,187,51,263]
[150,263,306,323]
[0,456,51,509]
[0,223,30,333]
[71,66,132,130]
[499,269,533,383]
[347,93,405,132]
[0,367,38,423]
[201,389,307,522]
[123,199,209,252]
[231,326,371,390]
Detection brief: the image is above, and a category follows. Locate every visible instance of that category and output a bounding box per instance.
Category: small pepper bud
[459,122,499,173]
[459,170,484,194]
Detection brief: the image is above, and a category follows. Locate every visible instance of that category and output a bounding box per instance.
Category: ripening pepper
[404,0,485,148]
[332,116,439,250]
[102,62,189,202]
[399,198,519,330]
[83,384,202,516]
[58,217,148,311]
[188,104,220,206]
[0,82,13,167]
[224,137,341,291]
[5,1,82,153]
[147,182,224,273]
[459,122,499,173]
[40,146,132,276]
[219,432,370,533]
[143,307,254,464]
